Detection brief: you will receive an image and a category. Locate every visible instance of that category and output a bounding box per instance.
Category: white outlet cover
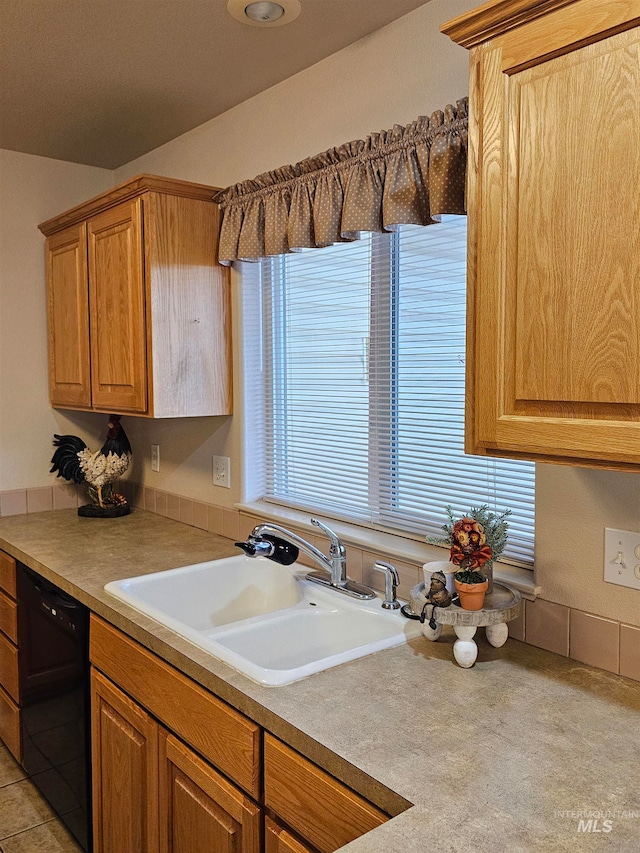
[604,528,640,591]
[212,455,231,488]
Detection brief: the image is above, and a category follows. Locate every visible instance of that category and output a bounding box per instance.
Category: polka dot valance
[213,98,468,265]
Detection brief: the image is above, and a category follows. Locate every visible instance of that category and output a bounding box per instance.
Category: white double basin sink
[105,555,419,686]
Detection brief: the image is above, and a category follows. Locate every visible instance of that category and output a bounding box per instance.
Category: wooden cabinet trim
[0,553,17,599]
[463,46,483,457]
[264,734,388,853]
[466,41,504,453]
[39,174,222,237]
[443,0,583,47]
[495,0,640,73]
[474,446,640,472]
[90,617,261,799]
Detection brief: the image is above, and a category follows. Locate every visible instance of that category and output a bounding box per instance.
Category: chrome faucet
[237,518,375,600]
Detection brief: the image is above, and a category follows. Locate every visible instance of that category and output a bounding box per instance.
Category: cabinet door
[45,224,91,408]
[266,816,316,853]
[463,3,640,469]
[91,669,159,853]
[87,198,147,413]
[159,729,261,853]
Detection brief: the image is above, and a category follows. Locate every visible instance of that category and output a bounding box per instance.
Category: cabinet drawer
[0,633,19,703]
[0,591,17,644]
[264,735,388,853]
[90,616,261,798]
[266,816,316,853]
[0,553,16,599]
[0,684,21,763]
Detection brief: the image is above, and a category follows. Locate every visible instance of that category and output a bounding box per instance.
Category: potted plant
[452,568,489,610]
[427,505,511,606]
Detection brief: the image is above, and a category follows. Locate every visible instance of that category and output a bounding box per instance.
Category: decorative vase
[481,560,494,595]
[423,561,457,595]
[454,578,489,611]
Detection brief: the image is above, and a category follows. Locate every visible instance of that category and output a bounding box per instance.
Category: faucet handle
[311,518,346,556]
[373,561,401,610]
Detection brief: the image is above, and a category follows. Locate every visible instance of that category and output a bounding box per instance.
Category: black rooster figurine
[50,415,132,517]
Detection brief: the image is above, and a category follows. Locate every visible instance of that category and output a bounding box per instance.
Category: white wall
[0,149,113,489]
[114,0,472,188]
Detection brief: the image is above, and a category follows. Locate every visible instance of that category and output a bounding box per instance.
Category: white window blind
[258,217,535,566]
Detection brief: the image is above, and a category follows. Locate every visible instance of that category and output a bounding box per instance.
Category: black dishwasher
[17,564,91,851]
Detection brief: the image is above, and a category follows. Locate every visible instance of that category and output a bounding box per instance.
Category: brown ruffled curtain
[213,98,468,266]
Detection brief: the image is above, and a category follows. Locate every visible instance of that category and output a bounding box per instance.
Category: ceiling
[1,0,431,169]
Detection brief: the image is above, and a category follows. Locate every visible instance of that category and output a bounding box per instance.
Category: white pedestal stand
[410,582,521,668]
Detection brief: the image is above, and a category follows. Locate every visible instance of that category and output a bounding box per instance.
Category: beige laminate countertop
[0,509,638,851]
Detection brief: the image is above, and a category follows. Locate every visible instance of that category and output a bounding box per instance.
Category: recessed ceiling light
[245,2,284,23]
[227,0,301,27]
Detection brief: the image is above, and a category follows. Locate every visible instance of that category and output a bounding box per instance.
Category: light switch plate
[212,455,231,488]
[151,444,160,472]
[604,528,640,590]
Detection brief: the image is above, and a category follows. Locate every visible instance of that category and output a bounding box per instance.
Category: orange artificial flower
[450,517,492,568]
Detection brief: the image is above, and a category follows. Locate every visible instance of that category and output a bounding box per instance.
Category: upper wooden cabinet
[443,0,640,470]
[39,175,232,418]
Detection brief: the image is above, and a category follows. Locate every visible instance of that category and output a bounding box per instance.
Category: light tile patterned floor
[0,746,81,852]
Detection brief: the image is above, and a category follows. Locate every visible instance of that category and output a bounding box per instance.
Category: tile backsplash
[2,482,638,685]
[0,484,78,516]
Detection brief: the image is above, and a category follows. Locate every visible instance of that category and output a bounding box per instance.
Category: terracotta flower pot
[454,578,489,611]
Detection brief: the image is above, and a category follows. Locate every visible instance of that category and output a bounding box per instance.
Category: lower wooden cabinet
[0,552,20,762]
[89,618,392,853]
[91,669,260,853]
[90,617,261,799]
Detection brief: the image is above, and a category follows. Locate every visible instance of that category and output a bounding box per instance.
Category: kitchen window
[247,216,535,567]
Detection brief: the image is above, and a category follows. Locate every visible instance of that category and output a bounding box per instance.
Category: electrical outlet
[151,444,160,472]
[604,528,640,590]
[212,455,231,488]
